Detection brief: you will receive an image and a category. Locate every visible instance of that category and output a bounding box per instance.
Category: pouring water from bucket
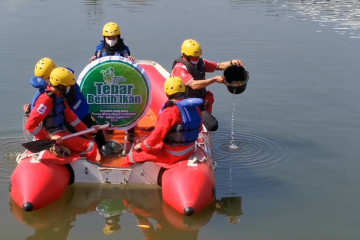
[223,64,249,149]
[223,65,249,94]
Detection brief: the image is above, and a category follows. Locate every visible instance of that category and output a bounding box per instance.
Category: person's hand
[50,134,63,143]
[83,125,100,140]
[213,76,228,85]
[134,143,142,152]
[23,104,31,114]
[128,56,135,62]
[230,59,244,67]
[89,56,97,62]
[90,125,101,134]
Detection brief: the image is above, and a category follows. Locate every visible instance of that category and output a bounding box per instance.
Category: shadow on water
[9,184,243,240]
[3,126,244,239]
[4,134,244,239]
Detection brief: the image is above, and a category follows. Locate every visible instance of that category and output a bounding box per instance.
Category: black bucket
[223,65,249,94]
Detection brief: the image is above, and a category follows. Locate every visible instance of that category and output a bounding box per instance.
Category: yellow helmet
[181,39,202,57]
[103,222,120,235]
[164,76,185,96]
[103,22,121,36]
[103,224,115,235]
[49,67,75,87]
[34,57,57,80]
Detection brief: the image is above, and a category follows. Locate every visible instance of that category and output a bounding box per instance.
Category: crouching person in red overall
[122,76,203,167]
[25,67,101,162]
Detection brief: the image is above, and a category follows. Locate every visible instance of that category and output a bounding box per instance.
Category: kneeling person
[25,67,101,162]
[122,76,203,167]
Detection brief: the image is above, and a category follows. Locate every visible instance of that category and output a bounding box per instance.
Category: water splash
[22,115,33,142]
[0,137,23,180]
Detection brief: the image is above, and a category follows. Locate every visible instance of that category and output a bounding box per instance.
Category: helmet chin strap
[168,92,185,101]
[54,84,67,95]
[184,55,199,65]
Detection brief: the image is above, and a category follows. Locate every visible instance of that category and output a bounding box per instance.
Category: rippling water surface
[287,0,360,38]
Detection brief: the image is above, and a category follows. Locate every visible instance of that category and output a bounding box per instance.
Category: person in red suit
[171,39,244,131]
[25,67,101,162]
[121,76,203,167]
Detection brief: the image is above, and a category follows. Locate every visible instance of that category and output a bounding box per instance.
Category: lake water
[1,0,360,239]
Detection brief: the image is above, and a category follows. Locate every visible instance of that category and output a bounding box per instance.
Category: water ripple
[212,123,290,193]
[213,126,288,172]
[0,137,23,181]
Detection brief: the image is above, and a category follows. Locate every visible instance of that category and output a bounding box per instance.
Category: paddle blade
[22,139,56,153]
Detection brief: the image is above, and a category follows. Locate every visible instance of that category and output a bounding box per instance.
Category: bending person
[171,39,243,131]
[121,76,203,167]
[25,67,101,162]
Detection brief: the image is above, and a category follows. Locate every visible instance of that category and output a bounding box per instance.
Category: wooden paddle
[22,123,110,153]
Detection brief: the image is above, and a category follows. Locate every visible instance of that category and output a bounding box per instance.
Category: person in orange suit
[25,67,101,161]
[122,76,203,167]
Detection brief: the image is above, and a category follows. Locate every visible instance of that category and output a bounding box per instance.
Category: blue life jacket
[163,98,203,146]
[42,91,66,133]
[30,75,89,120]
[95,39,131,58]
[30,76,47,109]
[64,84,90,120]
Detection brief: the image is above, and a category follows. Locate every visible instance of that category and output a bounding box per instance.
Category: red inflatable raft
[10,58,216,216]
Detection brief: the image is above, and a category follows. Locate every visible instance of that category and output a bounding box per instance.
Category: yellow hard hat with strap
[103,22,121,36]
[49,67,75,87]
[34,57,57,80]
[181,39,202,57]
[164,76,186,96]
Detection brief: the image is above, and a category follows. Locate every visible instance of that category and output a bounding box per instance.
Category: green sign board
[77,56,151,130]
